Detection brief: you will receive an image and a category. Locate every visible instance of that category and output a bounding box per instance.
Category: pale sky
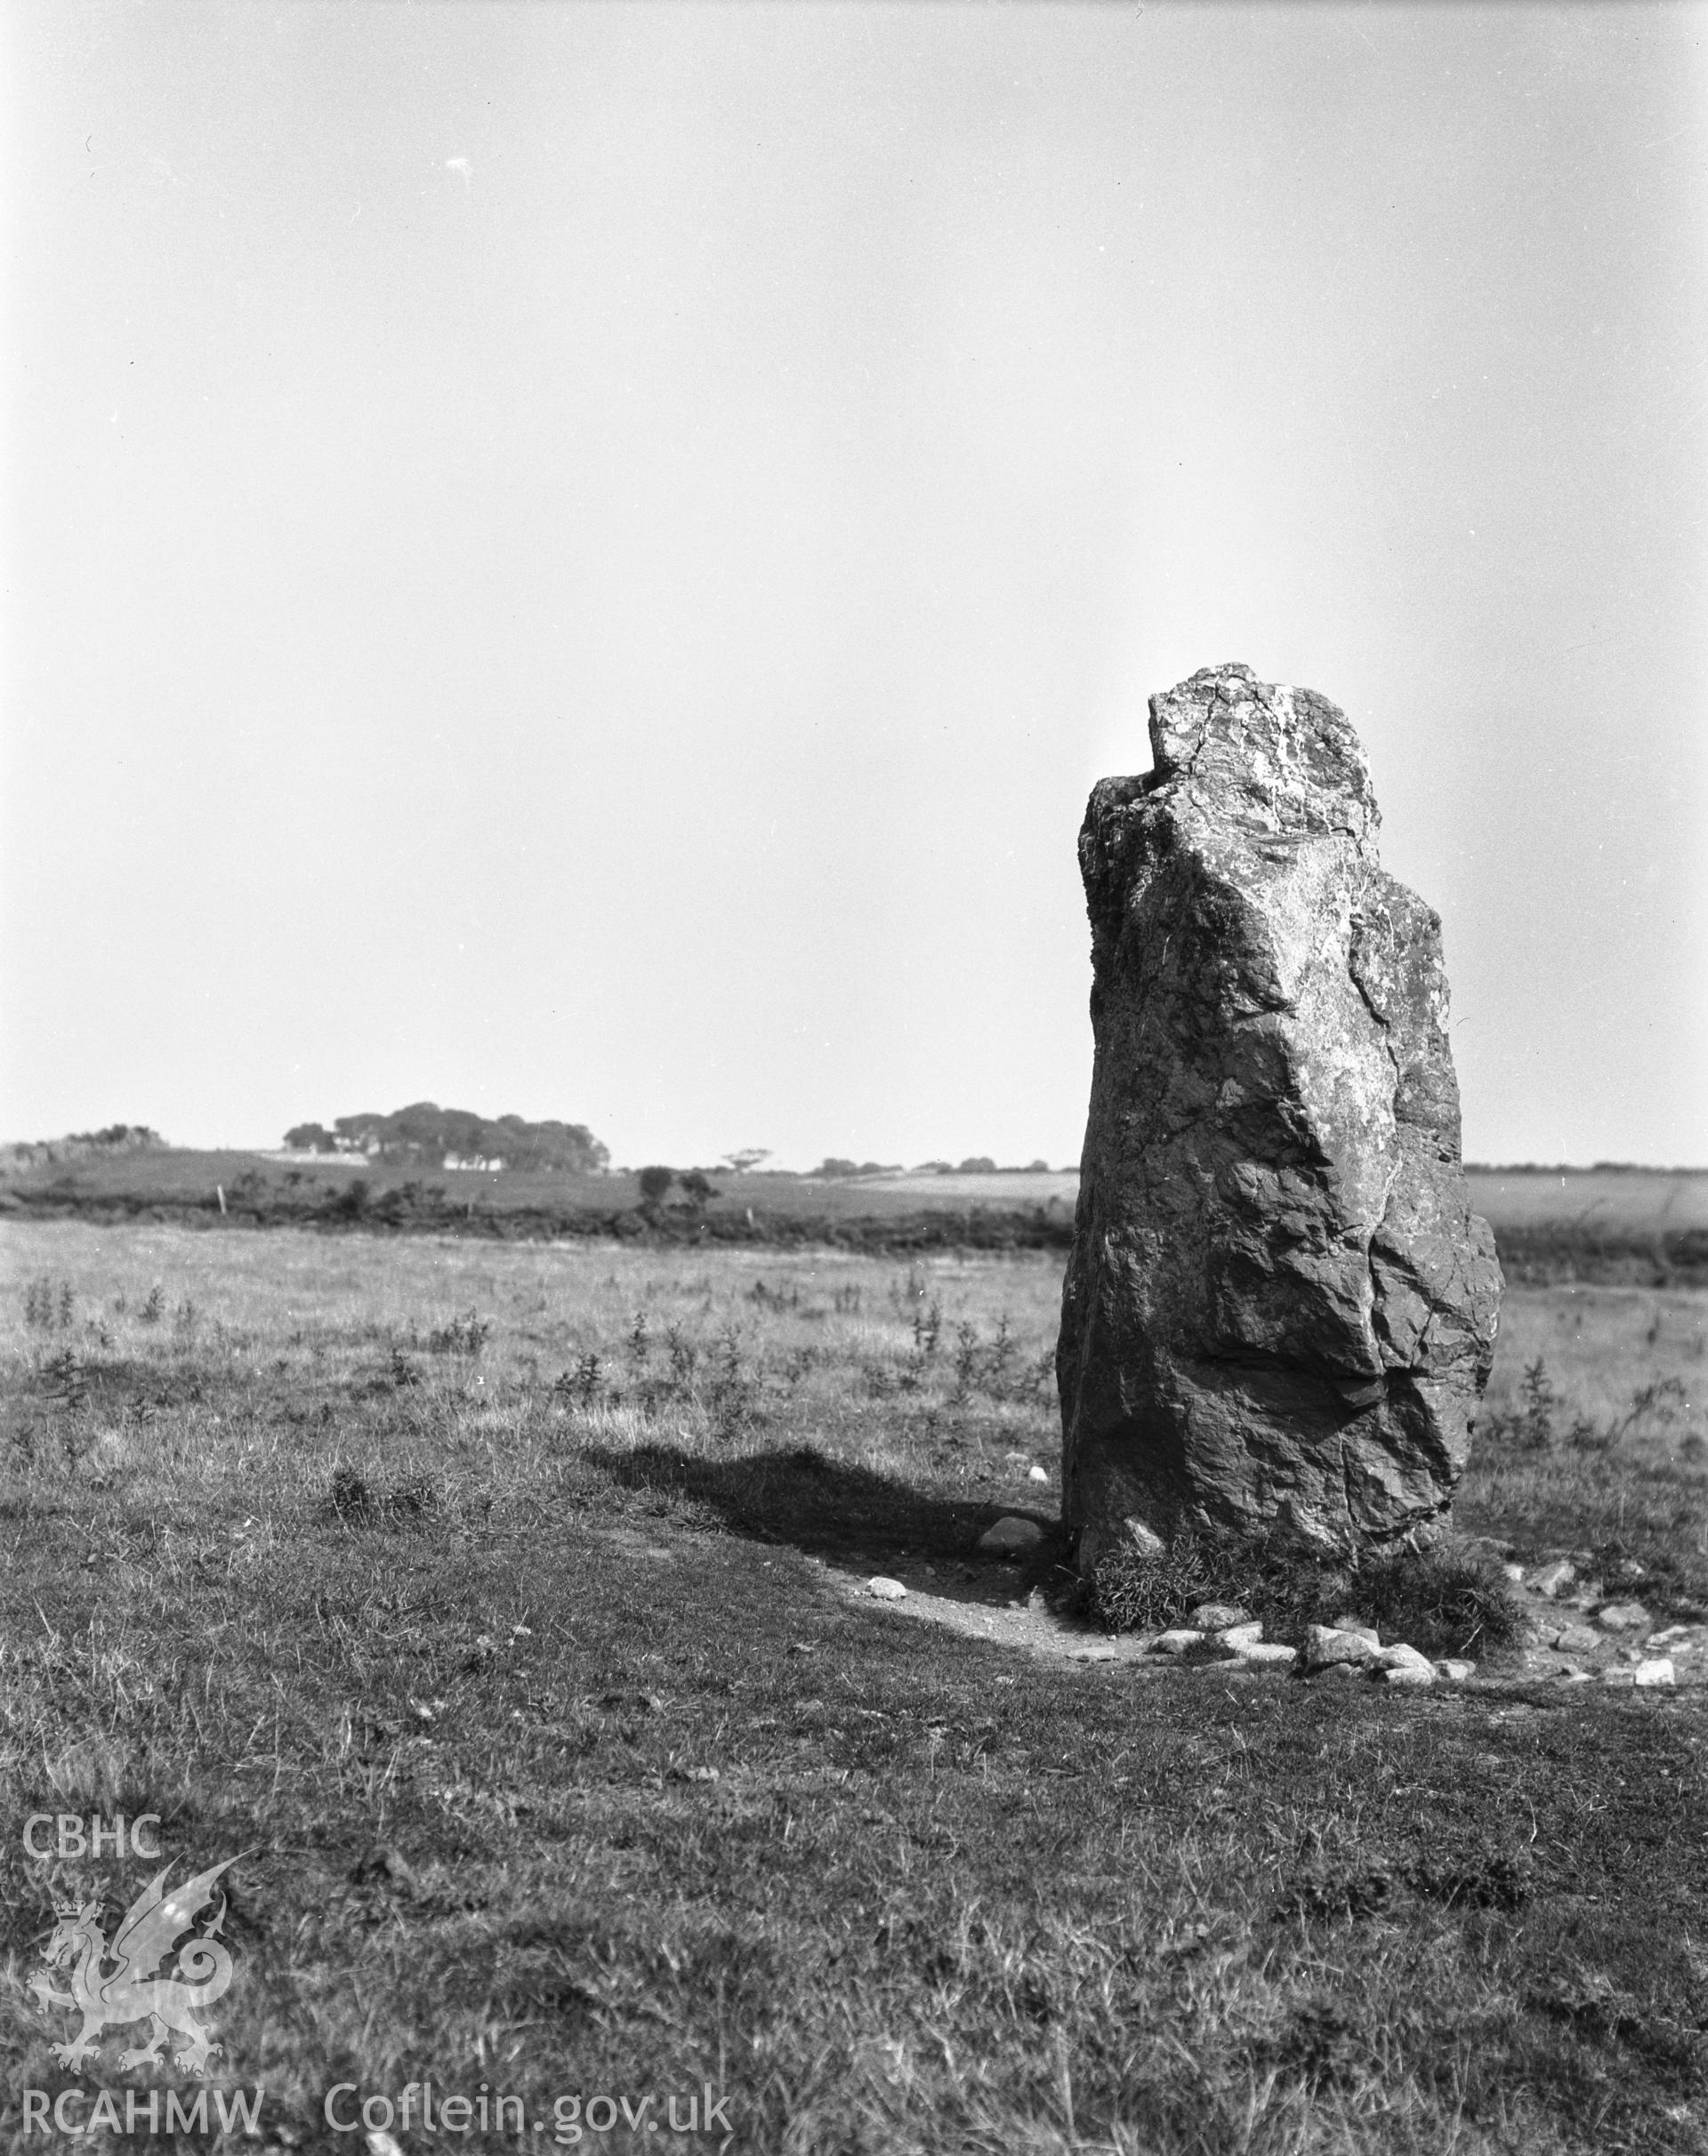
[4,3,1704,1169]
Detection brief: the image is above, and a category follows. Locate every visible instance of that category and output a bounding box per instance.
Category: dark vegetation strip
[1489,1224,1708,1286]
[0,1179,1076,1254]
[7,1175,1708,1282]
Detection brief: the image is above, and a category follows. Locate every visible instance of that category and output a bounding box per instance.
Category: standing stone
[1059,664,1502,1563]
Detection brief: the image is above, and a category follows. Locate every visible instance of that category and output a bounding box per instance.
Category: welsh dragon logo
[28,1858,240,2077]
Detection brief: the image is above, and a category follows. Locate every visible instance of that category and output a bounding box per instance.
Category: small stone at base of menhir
[977,1516,1045,1557]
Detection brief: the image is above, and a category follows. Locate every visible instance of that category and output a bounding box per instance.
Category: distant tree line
[812,1156,1056,1178]
[284,1103,608,1173]
[0,1124,167,1170]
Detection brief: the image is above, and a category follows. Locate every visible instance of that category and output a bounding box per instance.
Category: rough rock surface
[1304,1625,1381,1671]
[1059,664,1503,1560]
[978,1516,1046,1557]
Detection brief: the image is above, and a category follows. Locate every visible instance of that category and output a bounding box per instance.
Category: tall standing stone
[1059,664,1502,1563]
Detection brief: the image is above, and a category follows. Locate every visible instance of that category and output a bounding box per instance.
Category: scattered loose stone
[1071,1643,1121,1662]
[1529,1559,1576,1598]
[1555,1624,1600,1655]
[1501,1563,1526,1584]
[1329,1616,1382,1645]
[866,1577,907,1601]
[1596,1601,1652,1632]
[1082,1594,1474,1691]
[1305,1625,1381,1671]
[1027,1464,1051,1484]
[978,1516,1045,1557]
[1372,1643,1435,1678]
[1645,1625,1698,1651]
[1633,1659,1676,1687]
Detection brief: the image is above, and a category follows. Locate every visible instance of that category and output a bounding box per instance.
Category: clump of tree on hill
[284,1104,608,1173]
[635,1167,721,1212]
[0,1125,166,1170]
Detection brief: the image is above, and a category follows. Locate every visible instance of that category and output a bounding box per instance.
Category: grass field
[1465,1172,1708,1233]
[4,1156,1705,1289]
[6,1155,1706,1231]
[0,1154,1077,1251]
[2,1221,1706,2154]
[0,1153,1081,1222]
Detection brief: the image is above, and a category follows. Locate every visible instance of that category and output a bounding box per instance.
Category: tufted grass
[0,1221,1704,2154]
